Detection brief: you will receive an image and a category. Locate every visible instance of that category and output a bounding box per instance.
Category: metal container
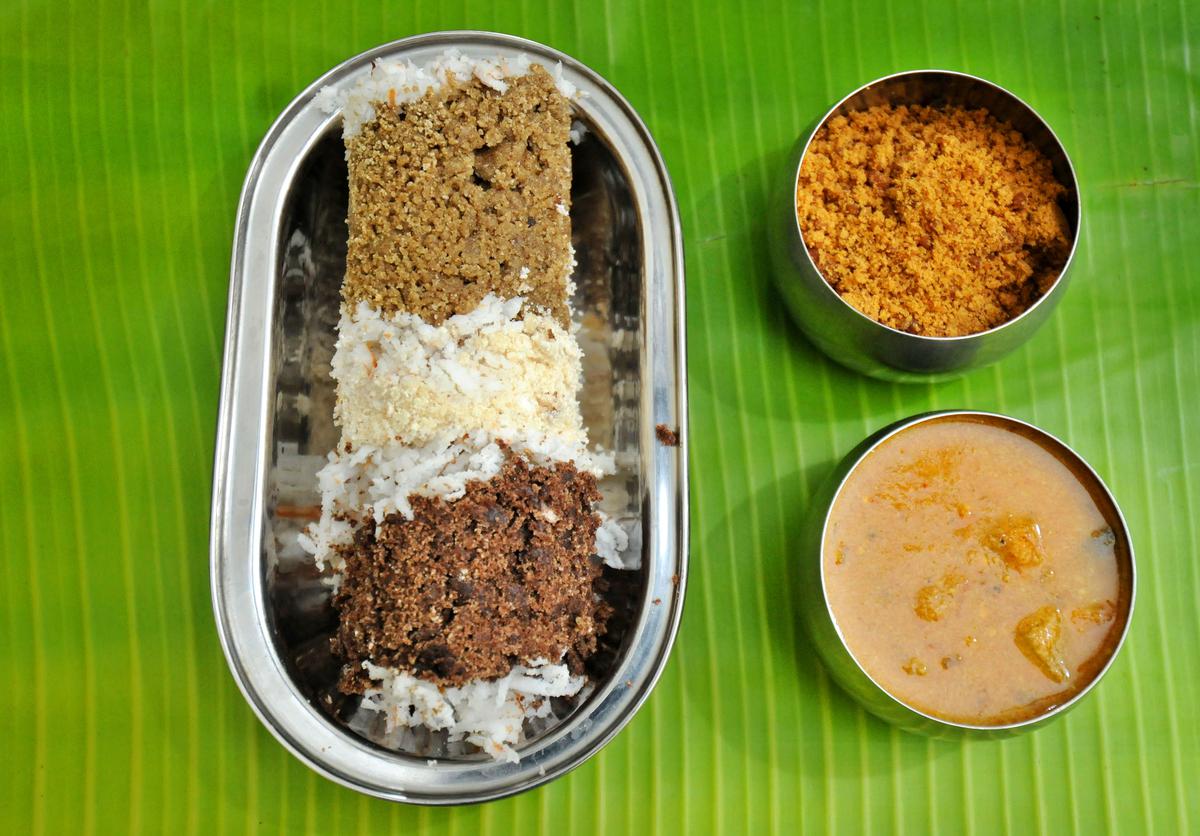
[210,31,688,803]
[770,71,1081,382]
[802,411,1135,737]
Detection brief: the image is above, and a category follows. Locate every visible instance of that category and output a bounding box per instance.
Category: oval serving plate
[210,31,688,804]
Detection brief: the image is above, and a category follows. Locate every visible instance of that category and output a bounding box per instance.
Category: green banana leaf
[1,0,1196,832]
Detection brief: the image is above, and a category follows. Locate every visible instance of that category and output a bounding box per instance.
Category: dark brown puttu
[333,454,611,692]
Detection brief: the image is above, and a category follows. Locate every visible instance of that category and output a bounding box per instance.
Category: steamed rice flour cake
[306,51,627,762]
[339,62,576,327]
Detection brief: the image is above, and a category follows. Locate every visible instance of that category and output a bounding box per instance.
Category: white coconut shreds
[332,296,587,449]
[296,429,616,575]
[358,658,585,762]
[595,514,632,570]
[316,49,580,140]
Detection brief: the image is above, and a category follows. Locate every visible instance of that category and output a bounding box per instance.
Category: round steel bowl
[211,31,688,803]
[801,410,1135,737]
[770,71,1081,382]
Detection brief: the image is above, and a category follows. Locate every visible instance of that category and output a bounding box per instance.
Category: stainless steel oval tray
[210,31,687,804]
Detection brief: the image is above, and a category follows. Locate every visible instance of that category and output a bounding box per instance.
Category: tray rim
[209,29,689,804]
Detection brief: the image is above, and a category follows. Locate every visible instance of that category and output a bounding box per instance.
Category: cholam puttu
[305,50,628,762]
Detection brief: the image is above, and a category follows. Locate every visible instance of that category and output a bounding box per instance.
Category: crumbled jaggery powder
[655,424,679,447]
[797,104,1072,337]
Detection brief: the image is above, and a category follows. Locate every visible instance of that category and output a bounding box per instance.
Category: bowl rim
[789,69,1082,344]
[817,409,1136,731]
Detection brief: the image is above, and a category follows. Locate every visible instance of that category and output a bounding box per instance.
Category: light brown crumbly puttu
[343,66,573,326]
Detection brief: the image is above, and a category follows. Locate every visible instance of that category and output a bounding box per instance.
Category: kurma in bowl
[808,412,1133,734]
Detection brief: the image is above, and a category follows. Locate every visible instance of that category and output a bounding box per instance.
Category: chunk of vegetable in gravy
[1014,605,1069,683]
[823,418,1127,725]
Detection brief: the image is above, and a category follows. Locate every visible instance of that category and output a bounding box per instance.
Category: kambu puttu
[303,51,628,762]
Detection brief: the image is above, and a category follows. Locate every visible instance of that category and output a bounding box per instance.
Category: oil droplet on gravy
[823,417,1128,725]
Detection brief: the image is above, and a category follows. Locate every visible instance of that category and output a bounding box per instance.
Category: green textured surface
[2,0,1198,832]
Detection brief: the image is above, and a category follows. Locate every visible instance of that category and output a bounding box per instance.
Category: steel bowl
[802,410,1135,737]
[210,31,688,803]
[770,71,1081,382]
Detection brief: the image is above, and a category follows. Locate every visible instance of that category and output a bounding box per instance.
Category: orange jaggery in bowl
[796,104,1073,338]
